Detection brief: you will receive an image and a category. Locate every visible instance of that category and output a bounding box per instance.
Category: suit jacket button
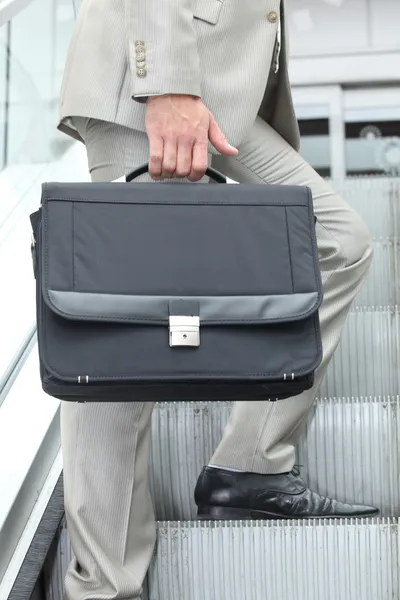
[137,67,147,78]
[136,60,146,68]
[136,52,146,62]
[135,40,145,47]
[267,10,278,22]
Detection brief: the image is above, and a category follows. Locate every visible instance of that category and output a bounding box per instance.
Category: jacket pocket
[193,0,223,24]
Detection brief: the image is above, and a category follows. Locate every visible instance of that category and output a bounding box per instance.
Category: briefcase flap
[40,181,322,326]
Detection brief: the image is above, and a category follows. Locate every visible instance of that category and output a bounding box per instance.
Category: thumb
[208,114,238,156]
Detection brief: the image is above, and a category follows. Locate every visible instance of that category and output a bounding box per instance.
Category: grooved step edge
[149,397,400,520]
[43,519,400,600]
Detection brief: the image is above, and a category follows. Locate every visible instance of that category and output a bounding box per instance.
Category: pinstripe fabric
[61,401,155,600]
[58,0,299,152]
[210,120,373,472]
[60,116,373,600]
[74,117,212,182]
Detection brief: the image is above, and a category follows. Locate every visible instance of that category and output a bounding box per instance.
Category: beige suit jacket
[58,0,300,152]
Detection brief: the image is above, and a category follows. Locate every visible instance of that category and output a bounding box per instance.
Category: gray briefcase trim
[46,290,320,324]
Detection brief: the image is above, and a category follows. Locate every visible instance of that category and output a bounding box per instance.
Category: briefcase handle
[125,163,227,184]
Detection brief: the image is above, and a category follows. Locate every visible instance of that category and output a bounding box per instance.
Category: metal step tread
[149,519,400,600]
[340,178,400,239]
[352,240,400,306]
[310,306,400,398]
[149,397,400,520]
[44,519,400,600]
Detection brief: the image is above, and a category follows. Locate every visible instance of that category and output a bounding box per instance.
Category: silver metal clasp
[169,316,200,347]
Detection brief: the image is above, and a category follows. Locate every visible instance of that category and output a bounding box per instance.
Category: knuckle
[197,126,209,138]
[164,158,176,168]
[163,164,176,175]
[193,132,208,145]
[150,154,163,165]
[192,160,208,174]
[179,133,195,146]
[164,131,177,142]
[176,168,191,178]
[188,172,203,182]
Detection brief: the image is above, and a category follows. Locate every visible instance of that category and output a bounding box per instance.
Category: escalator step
[44,519,399,600]
[149,397,400,520]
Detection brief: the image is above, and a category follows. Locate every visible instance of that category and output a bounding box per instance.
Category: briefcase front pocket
[33,177,323,402]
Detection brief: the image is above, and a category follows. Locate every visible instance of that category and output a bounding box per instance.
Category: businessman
[58,1,378,598]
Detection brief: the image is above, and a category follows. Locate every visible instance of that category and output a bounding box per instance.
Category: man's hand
[145,94,238,181]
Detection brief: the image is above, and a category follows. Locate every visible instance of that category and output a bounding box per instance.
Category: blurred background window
[344,88,400,176]
[298,118,331,178]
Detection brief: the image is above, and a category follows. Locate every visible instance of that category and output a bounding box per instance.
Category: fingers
[161,137,177,179]
[189,141,208,182]
[146,95,233,181]
[149,135,206,181]
[208,114,238,157]
[148,136,164,180]
[149,121,235,181]
[176,137,194,179]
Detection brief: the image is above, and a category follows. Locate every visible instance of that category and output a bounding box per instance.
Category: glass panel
[287,0,369,56]
[0,0,82,391]
[0,25,9,171]
[345,120,400,176]
[298,118,331,178]
[6,0,76,168]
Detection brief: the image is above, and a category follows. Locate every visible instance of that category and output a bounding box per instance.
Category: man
[58,0,378,598]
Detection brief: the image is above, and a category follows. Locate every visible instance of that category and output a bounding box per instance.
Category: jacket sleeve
[126,0,202,101]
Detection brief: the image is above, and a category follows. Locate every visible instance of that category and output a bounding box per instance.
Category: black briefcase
[30,165,323,402]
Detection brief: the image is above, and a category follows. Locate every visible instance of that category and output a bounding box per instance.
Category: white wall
[287,0,400,56]
[286,0,400,86]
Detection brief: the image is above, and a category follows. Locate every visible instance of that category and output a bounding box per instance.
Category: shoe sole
[197,505,379,521]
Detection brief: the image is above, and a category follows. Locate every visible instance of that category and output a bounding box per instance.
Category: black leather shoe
[194,466,379,520]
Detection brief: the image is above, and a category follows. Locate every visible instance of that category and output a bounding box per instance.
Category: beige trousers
[61,116,373,600]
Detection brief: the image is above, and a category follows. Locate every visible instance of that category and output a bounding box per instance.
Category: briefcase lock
[169,316,200,347]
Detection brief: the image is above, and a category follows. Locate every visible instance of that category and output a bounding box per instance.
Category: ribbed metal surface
[337,177,400,239]
[149,520,399,600]
[355,241,400,306]
[322,307,400,398]
[332,178,400,306]
[149,398,400,520]
[43,519,400,600]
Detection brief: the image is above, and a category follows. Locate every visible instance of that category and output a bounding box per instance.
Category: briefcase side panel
[45,200,74,291]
